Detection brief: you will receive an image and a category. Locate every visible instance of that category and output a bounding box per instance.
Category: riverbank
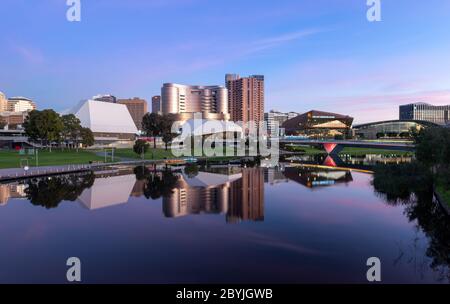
[283,145,413,156]
[0,160,160,182]
[0,148,176,169]
[435,184,450,215]
[0,151,250,182]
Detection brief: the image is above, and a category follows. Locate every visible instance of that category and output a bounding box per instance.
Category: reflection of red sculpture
[323,143,338,154]
[323,156,337,167]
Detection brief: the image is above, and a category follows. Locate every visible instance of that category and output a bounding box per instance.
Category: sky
[0,0,449,124]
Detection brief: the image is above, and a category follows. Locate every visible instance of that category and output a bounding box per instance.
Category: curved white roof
[70,99,138,134]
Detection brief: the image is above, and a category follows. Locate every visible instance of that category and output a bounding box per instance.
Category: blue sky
[1,0,449,123]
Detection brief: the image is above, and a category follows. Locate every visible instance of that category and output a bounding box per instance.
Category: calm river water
[0,161,448,283]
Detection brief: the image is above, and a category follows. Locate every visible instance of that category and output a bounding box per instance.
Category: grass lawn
[339,147,413,156]
[114,147,241,161]
[113,148,174,160]
[0,149,105,169]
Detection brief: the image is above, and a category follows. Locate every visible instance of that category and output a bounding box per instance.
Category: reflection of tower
[163,172,239,218]
[0,184,27,206]
[264,167,289,185]
[0,185,10,206]
[227,168,265,223]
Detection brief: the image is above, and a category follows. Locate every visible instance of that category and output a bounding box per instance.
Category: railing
[0,164,93,181]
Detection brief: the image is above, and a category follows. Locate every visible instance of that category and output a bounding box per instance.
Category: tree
[80,127,94,148]
[61,114,82,149]
[25,173,95,209]
[23,110,42,143]
[184,164,199,178]
[376,132,385,139]
[24,109,64,151]
[133,168,179,200]
[133,139,150,158]
[40,109,64,151]
[415,128,450,169]
[160,113,177,151]
[142,113,163,148]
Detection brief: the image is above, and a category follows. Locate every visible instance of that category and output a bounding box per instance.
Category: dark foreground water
[0,163,448,284]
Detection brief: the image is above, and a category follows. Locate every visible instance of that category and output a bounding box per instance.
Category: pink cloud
[12,45,45,65]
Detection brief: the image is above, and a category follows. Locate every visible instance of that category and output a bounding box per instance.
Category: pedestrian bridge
[280,138,415,154]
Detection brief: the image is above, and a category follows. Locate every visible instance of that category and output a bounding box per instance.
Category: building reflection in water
[0,184,27,206]
[163,167,265,224]
[77,174,136,210]
[282,166,353,188]
[1,165,351,222]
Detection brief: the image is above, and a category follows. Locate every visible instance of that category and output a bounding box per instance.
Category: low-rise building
[93,94,117,103]
[0,111,28,128]
[264,110,300,137]
[68,99,138,147]
[400,102,450,126]
[282,110,354,139]
[7,97,36,112]
[353,120,439,140]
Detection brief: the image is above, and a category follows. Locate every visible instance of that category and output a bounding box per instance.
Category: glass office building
[400,103,450,126]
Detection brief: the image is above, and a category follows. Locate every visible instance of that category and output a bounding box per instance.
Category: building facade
[226,74,265,126]
[68,99,138,146]
[282,110,354,139]
[264,110,300,137]
[400,103,450,125]
[117,97,148,131]
[7,97,36,112]
[93,94,117,103]
[0,111,28,128]
[0,92,7,112]
[161,83,229,121]
[353,120,439,140]
[152,96,161,114]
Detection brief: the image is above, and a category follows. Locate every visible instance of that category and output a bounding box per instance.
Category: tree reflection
[133,166,179,200]
[373,163,450,282]
[373,163,433,205]
[184,164,199,178]
[25,173,95,209]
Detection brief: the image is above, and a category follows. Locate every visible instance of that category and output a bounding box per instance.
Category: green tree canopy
[24,109,64,150]
[133,139,150,156]
[61,114,82,146]
[142,113,163,148]
[160,113,177,150]
[415,127,450,168]
[80,127,95,147]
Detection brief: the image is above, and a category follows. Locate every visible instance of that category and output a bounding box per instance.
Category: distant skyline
[1,0,450,123]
